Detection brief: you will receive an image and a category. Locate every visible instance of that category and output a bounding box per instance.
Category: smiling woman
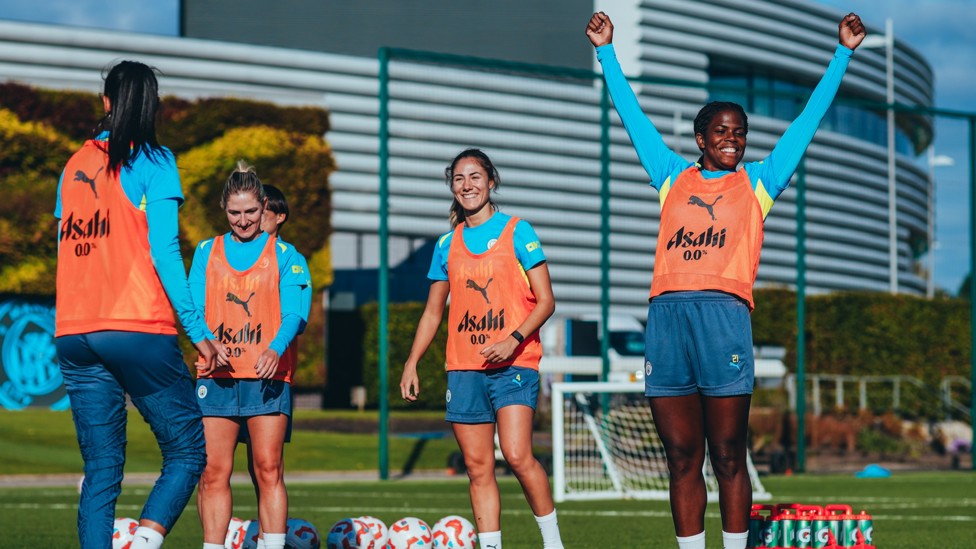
[586,10,867,549]
[399,148,564,548]
[188,161,312,549]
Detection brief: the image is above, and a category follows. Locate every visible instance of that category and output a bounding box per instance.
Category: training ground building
[0,0,935,405]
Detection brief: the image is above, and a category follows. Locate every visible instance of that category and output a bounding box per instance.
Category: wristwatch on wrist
[511,330,525,344]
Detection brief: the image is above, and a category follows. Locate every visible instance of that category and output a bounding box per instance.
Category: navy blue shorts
[238,393,294,444]
[644,291,754,397]
[446,366,539,424]
[196,378,292,418]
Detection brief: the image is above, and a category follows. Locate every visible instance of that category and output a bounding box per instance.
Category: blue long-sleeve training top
[597,42,853,218]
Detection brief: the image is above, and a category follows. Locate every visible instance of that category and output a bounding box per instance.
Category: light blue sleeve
[269,242,311,355]
[597,44,692,189]
[748,45,854,199]
[54,170,65,218]
[513,220,546,270]
[426,231,452,281]
[124,147,184,208]
[146,200,210,343]
[188,239,214,329]
[295,253,312,335]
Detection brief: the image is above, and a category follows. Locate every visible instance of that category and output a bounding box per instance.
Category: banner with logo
[0,296,68,410]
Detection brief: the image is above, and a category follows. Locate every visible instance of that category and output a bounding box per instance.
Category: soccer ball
[326,518,358,549]
[355,516,388,548]
[286,517,321,549]
[112,517,138,549]
[241,520,260,549]
[431,516,477,549]
[225,517,244,549]
[386,517,432,549]
[227,519,256,549]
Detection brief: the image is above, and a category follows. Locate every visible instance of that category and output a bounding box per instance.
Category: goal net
[551,381,772,502]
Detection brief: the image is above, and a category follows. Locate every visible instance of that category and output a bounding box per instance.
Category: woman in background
[400,149,563,549]
[192,163,310,549]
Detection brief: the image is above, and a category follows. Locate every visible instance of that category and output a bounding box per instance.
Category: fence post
[893,378,900,412]
[377,46,391,481]
[969,114,976,471]
[599,80,611,384]
[796,158,807,472]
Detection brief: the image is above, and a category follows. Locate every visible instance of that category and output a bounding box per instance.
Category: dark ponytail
[98,60,164,174]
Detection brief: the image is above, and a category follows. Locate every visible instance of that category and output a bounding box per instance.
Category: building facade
[1,0,934,319]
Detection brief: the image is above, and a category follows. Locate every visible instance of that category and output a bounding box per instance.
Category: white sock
[202,544,224,549]
[257,537,266,549]
[534,510,564,548]
[676,531,706,549]
[129,527,164,549]
[263,532,286,549]
[479,530,502,549]
[722,530,749,549]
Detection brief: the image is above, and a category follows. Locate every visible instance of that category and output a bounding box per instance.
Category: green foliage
[159,97,330,155]
[360,301,450,410]
[177,125,334,288]
[0,83,101,141]
[856,426,910,456]
[752,289,970,382]
[0,109,78,293]
[2,84,335,386]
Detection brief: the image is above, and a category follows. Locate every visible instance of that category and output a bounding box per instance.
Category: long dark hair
[693,101,749,165]
[97,60,164,174]
[445,148,500,228]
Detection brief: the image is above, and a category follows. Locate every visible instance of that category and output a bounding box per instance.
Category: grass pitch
[1,472,973,548]
[2,410,974,547]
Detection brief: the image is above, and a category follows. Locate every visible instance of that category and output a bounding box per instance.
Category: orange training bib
[445,217,543,371]
[56,140,177,337]
[650,167,764,309]
[203,235,294,382]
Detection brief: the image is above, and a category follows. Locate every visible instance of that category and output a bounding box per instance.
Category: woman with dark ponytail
[55,60,226,549]
[586,11,866,549]
[400,149,564,549]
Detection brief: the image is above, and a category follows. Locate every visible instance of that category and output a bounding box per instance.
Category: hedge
[359,289,971,410]
[2,84,335,387]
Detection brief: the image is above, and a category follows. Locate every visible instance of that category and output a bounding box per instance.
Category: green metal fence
[375,46,976,479]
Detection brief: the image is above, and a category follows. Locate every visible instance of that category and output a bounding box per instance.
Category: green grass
[0,473,974,548]
[3,411,975,547]
[0,409,459,475]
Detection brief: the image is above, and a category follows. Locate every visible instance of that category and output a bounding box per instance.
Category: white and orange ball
[386,517,432,549]
[355,516,388,548]
[431,515,477,549]
[111,517,139,549]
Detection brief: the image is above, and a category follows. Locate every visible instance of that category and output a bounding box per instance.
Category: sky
[0,0,973,294]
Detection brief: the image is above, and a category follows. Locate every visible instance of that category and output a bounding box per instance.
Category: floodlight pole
[863,20,897,294]
[883,18,897,295]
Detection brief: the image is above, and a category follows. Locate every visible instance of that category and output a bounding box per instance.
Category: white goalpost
[551,381,772,503]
